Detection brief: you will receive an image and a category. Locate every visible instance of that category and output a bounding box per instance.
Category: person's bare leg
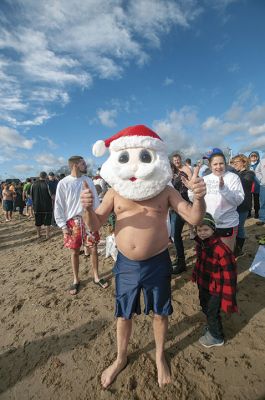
[36,226,41,238]
[45,225,50,239]
[69,248,80,295]
[90,245,99,281]
[101,318,131,388]
[153,314,171,387]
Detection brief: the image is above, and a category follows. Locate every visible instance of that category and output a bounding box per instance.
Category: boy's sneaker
[202,325,209,335]
[199,331,224,348]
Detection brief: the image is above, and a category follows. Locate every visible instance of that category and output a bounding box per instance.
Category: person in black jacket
[232,154,255,257]
[31,171,53,239]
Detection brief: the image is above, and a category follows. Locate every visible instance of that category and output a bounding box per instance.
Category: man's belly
[115,225,169,261]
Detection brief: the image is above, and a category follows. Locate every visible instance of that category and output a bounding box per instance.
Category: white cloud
[0,155,9,164]
[14,164,35,173]
[224,104,243,121]
[0,0,203,128]
[246,104,265,124]
[29,88,70,105]
[202,116,221,130]
[153,106,201,157]
[152,84,265,159]
[249,124,265,136]
[0,126,36,149]
[163,77,174,86]
[39,136,58,149]
[34,153,65,167]
[97,109,117,128]
[240,136,265,153]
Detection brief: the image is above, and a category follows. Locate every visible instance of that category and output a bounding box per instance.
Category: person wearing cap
[248,151,260,219]
[190,148,244,252]
[54,156,109,295]
[192,212,238,348]
[81,124,206,388]
[255,152,265,226]
[31,171,53,239]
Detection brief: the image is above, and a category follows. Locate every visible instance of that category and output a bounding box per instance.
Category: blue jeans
[237,211,249,239]
[259,185,265,222]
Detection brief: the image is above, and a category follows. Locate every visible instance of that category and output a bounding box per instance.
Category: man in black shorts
[31,171,53,239]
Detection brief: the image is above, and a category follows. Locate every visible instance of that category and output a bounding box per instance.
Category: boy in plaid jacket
[192,213,238,348]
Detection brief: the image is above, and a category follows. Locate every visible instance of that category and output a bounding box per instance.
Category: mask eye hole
[139,149,152,163]
[118,151,129,164]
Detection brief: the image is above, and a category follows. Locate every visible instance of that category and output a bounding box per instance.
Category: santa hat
[92,124,165,157]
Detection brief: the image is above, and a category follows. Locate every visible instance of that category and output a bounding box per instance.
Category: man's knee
[71,248,80,256]
[117,317,132,324]
[153,314,168,322]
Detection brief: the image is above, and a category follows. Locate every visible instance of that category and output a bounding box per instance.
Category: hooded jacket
[255,156,265,186]
[249,151,260,193]
[192,235,238,313]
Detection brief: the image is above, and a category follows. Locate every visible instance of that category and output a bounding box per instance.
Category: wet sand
[0,213,265,400]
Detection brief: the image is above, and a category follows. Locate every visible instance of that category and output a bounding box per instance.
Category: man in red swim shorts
[54,155,109,295]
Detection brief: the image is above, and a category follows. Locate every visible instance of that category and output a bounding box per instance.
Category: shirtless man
[81,125,206,388]
[2,183,16,222]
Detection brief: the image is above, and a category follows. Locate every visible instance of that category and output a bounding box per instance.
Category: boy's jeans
[199,288,224,340]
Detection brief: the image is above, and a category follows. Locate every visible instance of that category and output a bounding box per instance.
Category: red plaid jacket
[192,235,238,313]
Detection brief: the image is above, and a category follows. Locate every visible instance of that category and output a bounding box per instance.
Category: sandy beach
[0,213,265,400]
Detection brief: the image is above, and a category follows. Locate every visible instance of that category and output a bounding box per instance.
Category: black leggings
[171,211,185,259]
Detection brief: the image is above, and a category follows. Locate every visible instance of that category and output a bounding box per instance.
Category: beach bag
[105,234,118,261]
[249,246,265,277]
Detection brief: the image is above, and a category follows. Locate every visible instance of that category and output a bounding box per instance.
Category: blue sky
[0,0,265,180]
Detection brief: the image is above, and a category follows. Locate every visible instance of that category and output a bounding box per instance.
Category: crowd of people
[1,129,265,388]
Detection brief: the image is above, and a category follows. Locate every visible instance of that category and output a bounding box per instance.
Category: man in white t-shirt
[54,156,109,295]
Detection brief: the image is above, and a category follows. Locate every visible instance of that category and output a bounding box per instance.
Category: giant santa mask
[92,125,172,201]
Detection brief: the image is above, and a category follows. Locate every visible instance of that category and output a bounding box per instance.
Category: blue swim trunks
[113,249,173,319]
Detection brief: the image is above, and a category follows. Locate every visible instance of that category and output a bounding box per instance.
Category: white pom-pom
[92,140,106,157]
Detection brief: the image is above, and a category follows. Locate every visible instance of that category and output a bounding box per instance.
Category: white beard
[100,149,172,201]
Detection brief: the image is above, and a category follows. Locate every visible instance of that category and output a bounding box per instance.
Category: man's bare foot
[101,358,127,389]
[93,278,109,289]
[69,282,80,295]
[156,356,171,387]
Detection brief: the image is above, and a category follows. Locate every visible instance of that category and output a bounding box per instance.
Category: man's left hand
[182,165,206,200]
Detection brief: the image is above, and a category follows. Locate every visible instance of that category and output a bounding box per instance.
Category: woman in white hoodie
[202,148,245,251]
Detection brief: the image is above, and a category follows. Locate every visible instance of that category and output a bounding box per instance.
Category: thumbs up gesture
[80,180,94,210]
[182,165,206,200]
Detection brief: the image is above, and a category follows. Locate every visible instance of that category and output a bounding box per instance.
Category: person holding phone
[188,148,244,251]
[200,148,244,251]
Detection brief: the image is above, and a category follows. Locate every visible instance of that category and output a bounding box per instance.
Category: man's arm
[54,182,68,230]
[169,188,206,225]
[169,166,206,225]
[81,184,114,231]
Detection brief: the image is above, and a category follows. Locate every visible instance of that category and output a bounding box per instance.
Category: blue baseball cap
[202,147,224,160]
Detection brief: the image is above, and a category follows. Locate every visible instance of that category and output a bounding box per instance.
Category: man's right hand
[80,180,94,210]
